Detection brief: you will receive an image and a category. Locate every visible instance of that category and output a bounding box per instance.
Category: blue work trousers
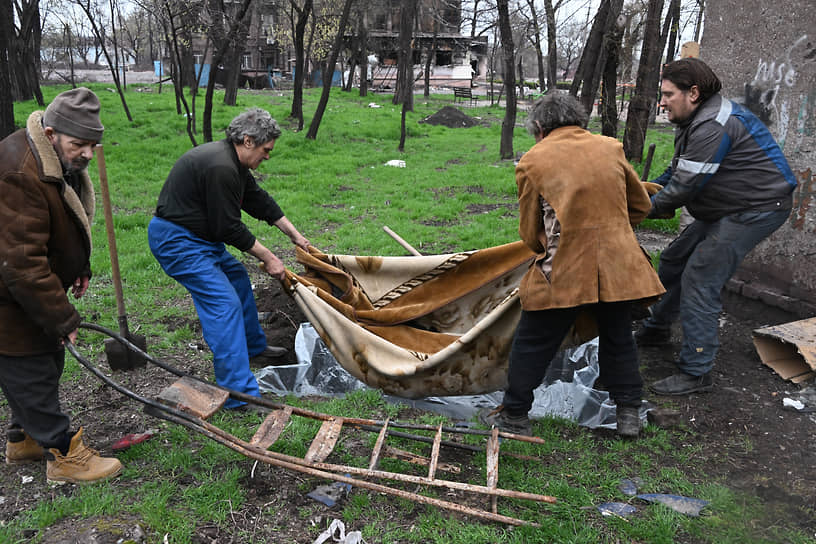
[148,217,264,408]
[503,301,642,416]
[644,209,790,376]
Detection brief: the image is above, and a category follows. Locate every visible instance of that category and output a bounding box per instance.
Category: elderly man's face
[45,128,96,174]
[240,136,276,170]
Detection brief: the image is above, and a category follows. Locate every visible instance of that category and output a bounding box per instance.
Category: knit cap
[43,87,104,141]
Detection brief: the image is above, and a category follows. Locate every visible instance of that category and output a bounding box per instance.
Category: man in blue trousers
[636,58,797,396]
[149,108,309,409]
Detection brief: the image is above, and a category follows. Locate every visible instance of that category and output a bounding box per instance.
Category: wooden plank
[156,376,228,419]
[304,418,344,463]
[486,427,500,514]
[250,406,294,450]
[368,419,390,471]
[427,424,443,480]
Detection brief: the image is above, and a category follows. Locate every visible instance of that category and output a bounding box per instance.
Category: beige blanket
[283,241,596,398]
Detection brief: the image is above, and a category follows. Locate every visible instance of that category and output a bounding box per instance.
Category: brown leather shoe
[46,428,123,484]
[249,345,288,366]
[5,429,45,464]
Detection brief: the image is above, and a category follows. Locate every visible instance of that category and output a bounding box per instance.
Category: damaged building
[188,0,487,90]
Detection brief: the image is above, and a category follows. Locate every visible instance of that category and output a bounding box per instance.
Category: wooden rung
[368,419,390,470]
[383,446,461,474]
[486,427,500,513]
[304,418,343,463]
[427,424,443,480]
[156,376,228,419]
[250,406,294,450]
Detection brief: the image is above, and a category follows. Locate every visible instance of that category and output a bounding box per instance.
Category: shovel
[96,144,147,370]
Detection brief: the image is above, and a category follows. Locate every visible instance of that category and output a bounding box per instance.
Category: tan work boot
[5,429,45,464]
[46,428,123,484]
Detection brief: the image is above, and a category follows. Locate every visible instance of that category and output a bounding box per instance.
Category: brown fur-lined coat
[515,126,664,311]
[0,111,95,355]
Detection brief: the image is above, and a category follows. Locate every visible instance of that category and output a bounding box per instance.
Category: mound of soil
[418,106,482,128]
[1,258,814,542]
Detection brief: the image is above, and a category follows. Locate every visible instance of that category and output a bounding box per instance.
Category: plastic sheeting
[256,323,647,429]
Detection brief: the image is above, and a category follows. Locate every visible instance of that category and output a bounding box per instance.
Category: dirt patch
[418,106,483,128]
[1,253,814,542]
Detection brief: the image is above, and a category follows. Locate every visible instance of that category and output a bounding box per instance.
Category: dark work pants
[0,350,71,449]
[502,301,643,416]
[643,209,790,376]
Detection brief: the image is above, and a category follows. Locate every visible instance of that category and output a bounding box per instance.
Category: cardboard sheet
[752,317,816,383]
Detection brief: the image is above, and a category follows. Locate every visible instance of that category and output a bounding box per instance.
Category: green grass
[2,85,810,543]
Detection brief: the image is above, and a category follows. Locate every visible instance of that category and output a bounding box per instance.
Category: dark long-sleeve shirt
[155,139,284,251]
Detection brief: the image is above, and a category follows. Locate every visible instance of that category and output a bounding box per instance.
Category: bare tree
[11,0,44,105]
[202,0,253,142]
[0,0,15,138]
[622,0,663,161]
[569,0,624,115]
[541,0,564,90]
[73,0,133,121]
[305,0,354,140]
[393,0,417,108]
[601,8,625,137]
[287,0,313,131]
[523,0,546,92]
[497,0,516,160]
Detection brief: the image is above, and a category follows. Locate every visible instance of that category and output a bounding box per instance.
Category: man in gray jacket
[636,58,797,395]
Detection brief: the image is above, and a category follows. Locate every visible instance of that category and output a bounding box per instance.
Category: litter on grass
[636,493,709,516]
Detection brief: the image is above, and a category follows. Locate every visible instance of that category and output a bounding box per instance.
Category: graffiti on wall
[743,35,816,149]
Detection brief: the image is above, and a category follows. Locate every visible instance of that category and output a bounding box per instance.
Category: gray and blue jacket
[650,93,797,222]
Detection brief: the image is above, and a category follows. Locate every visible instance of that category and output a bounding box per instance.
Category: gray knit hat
[43,87,104,141]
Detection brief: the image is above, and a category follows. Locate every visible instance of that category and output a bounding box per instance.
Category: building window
[193,53,203,65]
[242,54,252,69]
[436,51,452,66]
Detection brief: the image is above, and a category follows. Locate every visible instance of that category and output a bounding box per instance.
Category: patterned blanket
[283,241,596,398]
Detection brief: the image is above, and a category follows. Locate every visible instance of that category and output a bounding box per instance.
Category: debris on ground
[636,493,709,516]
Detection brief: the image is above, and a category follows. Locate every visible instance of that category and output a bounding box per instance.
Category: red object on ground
[112,431,155,451]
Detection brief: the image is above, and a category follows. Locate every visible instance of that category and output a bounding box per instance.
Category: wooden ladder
[154,376,556,526]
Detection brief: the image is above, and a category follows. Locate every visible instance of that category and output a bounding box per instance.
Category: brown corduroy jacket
[0,111,95,355]
[515,125,665,311]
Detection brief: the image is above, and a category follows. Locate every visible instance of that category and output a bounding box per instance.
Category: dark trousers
[0,350,71,448]
[644,208,790,375]
[502,301,643,416]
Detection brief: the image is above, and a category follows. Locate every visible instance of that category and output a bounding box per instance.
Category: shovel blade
[104,334,148,371]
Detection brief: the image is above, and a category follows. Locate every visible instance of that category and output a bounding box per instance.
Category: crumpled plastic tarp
[256,323,647,429]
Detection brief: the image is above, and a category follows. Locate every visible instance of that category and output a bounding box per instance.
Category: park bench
[453,87,479,106]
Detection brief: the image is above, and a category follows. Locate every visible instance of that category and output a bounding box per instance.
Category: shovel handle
[96,145,128,333]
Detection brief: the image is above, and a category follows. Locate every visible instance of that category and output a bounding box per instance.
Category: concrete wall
[703,1,816,316]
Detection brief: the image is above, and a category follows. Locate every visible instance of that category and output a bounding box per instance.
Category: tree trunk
[526,0,546,92]
[497,0,516,160]
[423,20,438,98]
[623,0,664,162]
[203,0,254,142]
[0,0,14,139]
[11,0,44,105]
[305,0,354,140]
[569,0,609,100]
[223,45,243,106]
[665,0,681,64]
[693,0,704,42]
[393,0,417,108]
[570,0,623,115]
[358,15,368,98]
[290,0,313,131]
[601,15,624,137]
[543,0,558,90]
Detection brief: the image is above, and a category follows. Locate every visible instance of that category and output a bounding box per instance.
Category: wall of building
[703,1,816,316]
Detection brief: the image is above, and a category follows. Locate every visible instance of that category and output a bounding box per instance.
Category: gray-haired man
[148,108,309,409]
